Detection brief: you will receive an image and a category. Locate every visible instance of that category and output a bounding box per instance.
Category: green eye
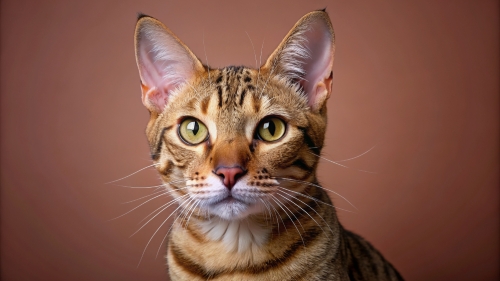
[257,117,286,142]
[178,118,209,145]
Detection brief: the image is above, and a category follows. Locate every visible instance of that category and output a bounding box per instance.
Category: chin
[209,199,262,221]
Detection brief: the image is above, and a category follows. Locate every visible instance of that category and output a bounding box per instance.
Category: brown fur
[134,10,403,281]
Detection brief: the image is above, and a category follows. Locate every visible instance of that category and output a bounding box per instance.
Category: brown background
[1,0,498,280]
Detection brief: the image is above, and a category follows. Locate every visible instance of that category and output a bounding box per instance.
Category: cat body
[133,10,403,281]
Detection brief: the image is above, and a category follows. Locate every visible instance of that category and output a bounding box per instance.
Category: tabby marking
[133,9,403,281]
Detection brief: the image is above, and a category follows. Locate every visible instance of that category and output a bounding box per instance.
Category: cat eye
[178,117,209,145]
[256,117,286,142]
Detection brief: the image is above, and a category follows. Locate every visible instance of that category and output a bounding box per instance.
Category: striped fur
[134,10,403,281]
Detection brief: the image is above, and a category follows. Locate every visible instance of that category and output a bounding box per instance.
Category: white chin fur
[198,217,270,253]
[208,199,263,220]
[188,176,274,252]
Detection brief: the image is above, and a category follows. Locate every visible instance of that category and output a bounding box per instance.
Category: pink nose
[214,166,246,189]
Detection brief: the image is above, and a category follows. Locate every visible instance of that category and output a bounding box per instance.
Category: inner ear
[298,19,334,103]
[262,11,335,111]
[134,15,204,113]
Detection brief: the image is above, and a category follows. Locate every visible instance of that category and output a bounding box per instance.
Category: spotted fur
[133,10,403,281]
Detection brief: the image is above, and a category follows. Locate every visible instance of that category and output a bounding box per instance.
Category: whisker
[276,192,326,235]
[280,189,335,235]
[334,145,377,162]
[275,177,358,211]
[130,194,189,237]
[180,197,197,228]
[309,150,378,174]
[269,199,287,234]
[259,54,279,99]
[137,196,191,267]
[261,198,283,233]
[268,200,282,232]
[277,194,307,232]
[106,163,159,184]
[138,187,189,223]
[185,82,203,101]
[122,189,167,204]
[260,198,280,226]
[356,169,378,174]
[202,32,214,90]
[109,191,180,221]
[276,186,354,213]
[245,31,258,69]
[184,199,201,228]
[171,197,195,230]
[111,184,166,189]
[269,194,305,247]
[257,40,264,89]
[260,198,272,225]
[309,152,349,168]
[156,198,196,258]
[113,179,185,191]
[139,202,174,226]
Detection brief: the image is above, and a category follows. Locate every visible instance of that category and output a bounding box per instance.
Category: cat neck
[196,217,271,253]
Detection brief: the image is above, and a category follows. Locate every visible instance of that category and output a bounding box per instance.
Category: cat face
[134,11,335,221]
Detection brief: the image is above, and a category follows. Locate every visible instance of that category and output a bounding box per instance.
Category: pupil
[192,121,199,135]
[268,121,276,136]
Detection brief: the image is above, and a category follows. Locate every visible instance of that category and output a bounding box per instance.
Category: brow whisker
[257,40,264,89]
[259,55,279,99]
[202,32,214,91]
[186,82,203,101]
[245,31,258,69]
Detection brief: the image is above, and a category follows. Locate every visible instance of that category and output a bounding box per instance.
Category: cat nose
[214,166,246,190]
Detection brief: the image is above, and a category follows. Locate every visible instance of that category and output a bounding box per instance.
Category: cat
[133,9,404,281]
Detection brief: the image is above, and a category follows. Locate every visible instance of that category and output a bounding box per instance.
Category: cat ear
[263,10,335,111]
[134,15,204,113]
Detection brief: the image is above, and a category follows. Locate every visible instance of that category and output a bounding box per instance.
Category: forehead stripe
[151,126,172,160]
[239,89,247,106]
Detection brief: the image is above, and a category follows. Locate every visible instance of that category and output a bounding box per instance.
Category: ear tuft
[263,11,335,111]
[136,12,150,21]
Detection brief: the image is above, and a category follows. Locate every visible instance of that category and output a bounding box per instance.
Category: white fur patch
[198,217,270,253]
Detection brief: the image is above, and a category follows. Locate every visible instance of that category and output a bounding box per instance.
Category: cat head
[134,11,335,221]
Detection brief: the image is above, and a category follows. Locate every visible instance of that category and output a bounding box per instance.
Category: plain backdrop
[1,0,498,280]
